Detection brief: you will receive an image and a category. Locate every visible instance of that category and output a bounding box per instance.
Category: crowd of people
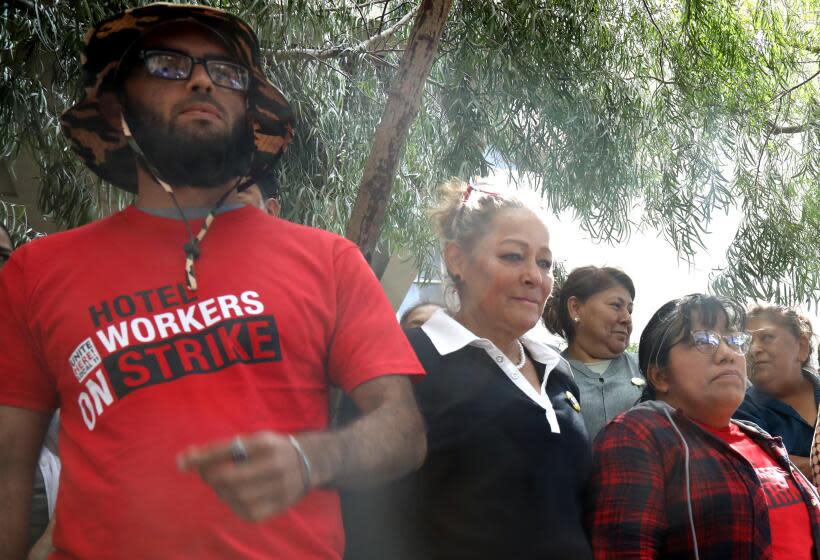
[0,3,818,560]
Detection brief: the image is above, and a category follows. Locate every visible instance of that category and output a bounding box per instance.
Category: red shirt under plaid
[587,401,820,560]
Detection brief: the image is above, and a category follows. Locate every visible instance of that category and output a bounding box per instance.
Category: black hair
[399,301,442,329]
[543,265,635,342]
[638,293,746,400]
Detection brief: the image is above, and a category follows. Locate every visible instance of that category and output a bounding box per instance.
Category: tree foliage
[1,0,818,306]
[0,200,39,247]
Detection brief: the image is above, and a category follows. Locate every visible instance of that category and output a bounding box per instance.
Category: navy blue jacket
[734,369,820,456]
[341,328,593,560]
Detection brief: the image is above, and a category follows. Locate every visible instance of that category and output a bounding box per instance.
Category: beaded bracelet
[288,434,313,492]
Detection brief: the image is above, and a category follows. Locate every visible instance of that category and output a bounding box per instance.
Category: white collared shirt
[421,309,563,433]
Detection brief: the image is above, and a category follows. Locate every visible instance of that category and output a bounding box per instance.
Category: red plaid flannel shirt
[587,401,820,560]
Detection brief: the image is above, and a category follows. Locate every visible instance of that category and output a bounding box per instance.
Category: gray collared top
[561,351,644,439]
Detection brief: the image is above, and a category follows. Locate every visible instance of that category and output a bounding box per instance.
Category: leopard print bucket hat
[60,3,294,193]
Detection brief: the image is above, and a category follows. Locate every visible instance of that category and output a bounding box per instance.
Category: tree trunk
[345,0,453,260]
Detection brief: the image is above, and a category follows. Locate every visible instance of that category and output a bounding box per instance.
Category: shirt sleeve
[326,245,425,394]
[587,415,666,559]
[0,254,58,411]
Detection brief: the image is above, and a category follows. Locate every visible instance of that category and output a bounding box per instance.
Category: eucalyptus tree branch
[364,52,446,88]
[375,0,391,35]
[766,122,808,134]
[345,0,453,259]
[273,4,418,61]
[753,99,781,192]
[315,53,353,80]
[622,73,677,85]
[770,68,820,103]
[640,0,669,54]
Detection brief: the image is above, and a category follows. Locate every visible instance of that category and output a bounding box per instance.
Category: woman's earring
[444,283,461,313]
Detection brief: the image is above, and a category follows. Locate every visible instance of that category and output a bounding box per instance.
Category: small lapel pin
[565,391,581,412]
[631,377,646,387]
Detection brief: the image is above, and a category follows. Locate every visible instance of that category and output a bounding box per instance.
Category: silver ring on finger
[230,436,249,463]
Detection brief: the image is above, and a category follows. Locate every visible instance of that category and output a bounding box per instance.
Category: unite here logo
[68,337,111,431]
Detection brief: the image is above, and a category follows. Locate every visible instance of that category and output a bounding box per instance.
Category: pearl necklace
[514,339,526,370]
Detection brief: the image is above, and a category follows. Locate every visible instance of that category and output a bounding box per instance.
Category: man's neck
[134,165,244,209]
[137,205,244,220]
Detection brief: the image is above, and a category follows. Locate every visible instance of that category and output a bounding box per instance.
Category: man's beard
[123,94,254,189]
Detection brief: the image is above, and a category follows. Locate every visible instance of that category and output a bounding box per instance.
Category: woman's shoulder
[403,326,469,363]
[622,352,640,369]
[596,402,677,442]
[592,404,699,471]
[732,386,772,425]
[548,356,582,395]
[403,327,484,386]
[612,400,670,422]
[404,326,434,352]
[403,327,446,376]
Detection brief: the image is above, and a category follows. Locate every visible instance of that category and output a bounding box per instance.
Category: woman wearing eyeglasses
[588,294,820,560]
[341,179,592,560]
[734,305,818,478]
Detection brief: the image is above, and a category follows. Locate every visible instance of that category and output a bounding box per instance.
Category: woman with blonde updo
[342,179,593,560]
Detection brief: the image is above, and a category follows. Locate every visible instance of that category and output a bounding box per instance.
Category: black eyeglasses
[138,49,250,92]
[690,330,751,355]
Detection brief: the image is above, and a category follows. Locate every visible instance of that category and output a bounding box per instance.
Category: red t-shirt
[0,206,424,559]
[703,421,813,560]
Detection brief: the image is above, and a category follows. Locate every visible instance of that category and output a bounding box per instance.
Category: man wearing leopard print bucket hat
[0,4,426,558]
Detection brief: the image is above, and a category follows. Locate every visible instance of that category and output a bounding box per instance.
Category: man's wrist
[290,431,345,489]
[288,434,313,492]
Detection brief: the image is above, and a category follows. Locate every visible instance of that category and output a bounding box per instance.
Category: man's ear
[98,90,128,135]
[646,364,669,395]
[265,198,281,218]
